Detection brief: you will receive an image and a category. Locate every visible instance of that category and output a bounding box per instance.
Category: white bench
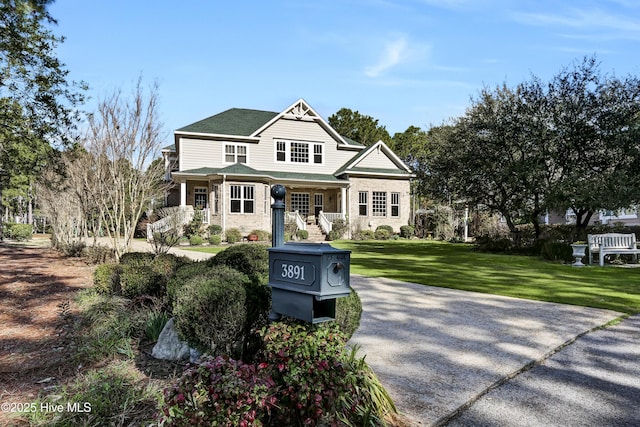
[587,233,640,266]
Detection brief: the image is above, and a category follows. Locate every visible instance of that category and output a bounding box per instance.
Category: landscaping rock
[151,318,190,361]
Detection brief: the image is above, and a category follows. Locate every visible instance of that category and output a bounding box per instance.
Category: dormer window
[225,144,247,164]
[275,139,323,165]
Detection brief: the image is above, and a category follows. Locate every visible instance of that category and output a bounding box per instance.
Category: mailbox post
[268,184,351,323]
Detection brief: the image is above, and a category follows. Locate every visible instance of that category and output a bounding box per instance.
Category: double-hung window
[275,140,323,164]
[358,192,368,216]
[225,144,247,164]
[230,184,254,213]
[372,191,387,217]
[391,192,400,217]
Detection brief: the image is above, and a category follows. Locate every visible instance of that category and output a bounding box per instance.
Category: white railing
[285,211,306,231]
[318,211,345,234]
[318,211,331,234]
[147,206,193,241]
[201,208,211,225]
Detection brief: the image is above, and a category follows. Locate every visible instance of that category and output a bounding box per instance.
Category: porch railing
[146,206,193,241]
[318,211,345,235]
[285,211,306,231]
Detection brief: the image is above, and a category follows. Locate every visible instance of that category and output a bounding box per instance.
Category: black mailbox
[268,242,351,323]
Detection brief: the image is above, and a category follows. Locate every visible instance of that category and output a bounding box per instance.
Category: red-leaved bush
[160,323,396,426]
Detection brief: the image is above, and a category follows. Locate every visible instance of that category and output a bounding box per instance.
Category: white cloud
[364,36,410,77]
[364,35,430,78]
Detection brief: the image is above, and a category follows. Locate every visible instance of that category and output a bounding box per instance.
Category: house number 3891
[281,263,305,280]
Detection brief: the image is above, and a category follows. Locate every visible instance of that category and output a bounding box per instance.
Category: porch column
[341,187,347,217]
[180,182,187,206]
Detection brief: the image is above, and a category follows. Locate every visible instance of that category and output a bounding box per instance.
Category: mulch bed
[0,242,94,426]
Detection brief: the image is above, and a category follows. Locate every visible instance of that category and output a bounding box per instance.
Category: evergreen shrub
[400,225,414,238]
[226,227,242,243]
[173,265,249,356]
[93,263,122,295]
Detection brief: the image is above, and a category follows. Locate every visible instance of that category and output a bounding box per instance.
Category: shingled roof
[176,108,278,136]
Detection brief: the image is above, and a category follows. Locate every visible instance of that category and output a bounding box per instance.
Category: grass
[179,245,227,255]
[332,240,640,314]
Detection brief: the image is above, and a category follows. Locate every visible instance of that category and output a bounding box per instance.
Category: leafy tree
[425,56,640,238]
[1,0,86,235]
[328,107,391,146]
[546,58,640,229]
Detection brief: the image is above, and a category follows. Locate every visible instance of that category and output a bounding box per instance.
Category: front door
[194,187,208,209]
[314,193,323,217]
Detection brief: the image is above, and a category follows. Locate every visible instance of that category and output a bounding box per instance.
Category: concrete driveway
[348,275,625,426]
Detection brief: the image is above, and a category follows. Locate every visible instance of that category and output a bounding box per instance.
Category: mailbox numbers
[281,263,305,280]
[273,259,315,286]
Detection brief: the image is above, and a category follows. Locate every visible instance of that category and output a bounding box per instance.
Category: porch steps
[304,224,326,242]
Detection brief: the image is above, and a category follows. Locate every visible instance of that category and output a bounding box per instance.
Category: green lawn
[332,240,640,314]
[179,245,227,255]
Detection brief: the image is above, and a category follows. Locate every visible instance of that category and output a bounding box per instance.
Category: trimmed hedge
[173,265,250,356]
[93,264,121,295]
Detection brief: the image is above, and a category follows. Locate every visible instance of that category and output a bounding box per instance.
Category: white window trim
[391,192,400,217]
[229,184,255,214]
[274,139,324,165]
[224,143,249,164]
[358,191,368,217]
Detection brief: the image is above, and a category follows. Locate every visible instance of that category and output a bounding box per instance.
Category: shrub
[83,244,115,264]
[208,244,272,357]
[173,265,250,357]
[183,208,204,237]
[152,253,191,276]
[358,229,375,240]
[208,244,270,285]
[250,229,270,241]
[474,235,514,253]
[60,240,86,257]
[208,224,223,236]
[160,355,277,426]
[259,323,396,426]
[119,264,164,299]
[541,241,574,263]
[400,225,415,239]
[333,289,362,340]
[330,218,348,239]
[208,234,222,245]
[296,229,308,240]
[7,223,33,241]
[166,262,213,309]
[93,263,122,295]
[374,228,391,240]
[151,230,181,254]
[376,224,394,234]
[119,252,155,267]
[189,235,204,245]
[226,227,242,243]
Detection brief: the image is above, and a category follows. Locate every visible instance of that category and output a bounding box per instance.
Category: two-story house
[163,99,414,239]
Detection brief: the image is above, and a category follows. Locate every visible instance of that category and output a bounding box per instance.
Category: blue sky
[49,0,640,141]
